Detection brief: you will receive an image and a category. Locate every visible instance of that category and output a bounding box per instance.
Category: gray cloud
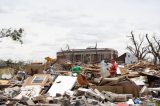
[0,7,6,13]
[0,0,160,61]
[37,43,57,49]
[6,46,16,49]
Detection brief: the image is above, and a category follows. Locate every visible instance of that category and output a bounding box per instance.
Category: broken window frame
[31,76,47,84]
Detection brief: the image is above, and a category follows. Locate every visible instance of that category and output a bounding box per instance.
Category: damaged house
[116,52,138,65]
[57,48,118,64]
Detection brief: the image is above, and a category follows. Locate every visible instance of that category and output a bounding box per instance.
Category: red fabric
[110,59,117,76]
[116,103,128,106]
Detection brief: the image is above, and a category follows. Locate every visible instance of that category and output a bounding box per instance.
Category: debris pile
[0,60,160,105]
[127,61,160,71]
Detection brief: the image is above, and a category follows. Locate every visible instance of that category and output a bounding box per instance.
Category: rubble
[0,60,160,105]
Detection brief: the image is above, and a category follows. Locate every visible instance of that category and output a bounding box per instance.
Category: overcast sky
[0,0,160,62]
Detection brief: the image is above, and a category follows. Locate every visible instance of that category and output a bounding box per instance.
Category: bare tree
[146,34,160,64]
[0,28,24,44]
[127,31,148,60]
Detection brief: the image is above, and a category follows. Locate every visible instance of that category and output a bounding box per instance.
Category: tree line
[0,28,159,64]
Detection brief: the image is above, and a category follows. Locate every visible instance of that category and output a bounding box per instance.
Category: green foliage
[0,28,24,44]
